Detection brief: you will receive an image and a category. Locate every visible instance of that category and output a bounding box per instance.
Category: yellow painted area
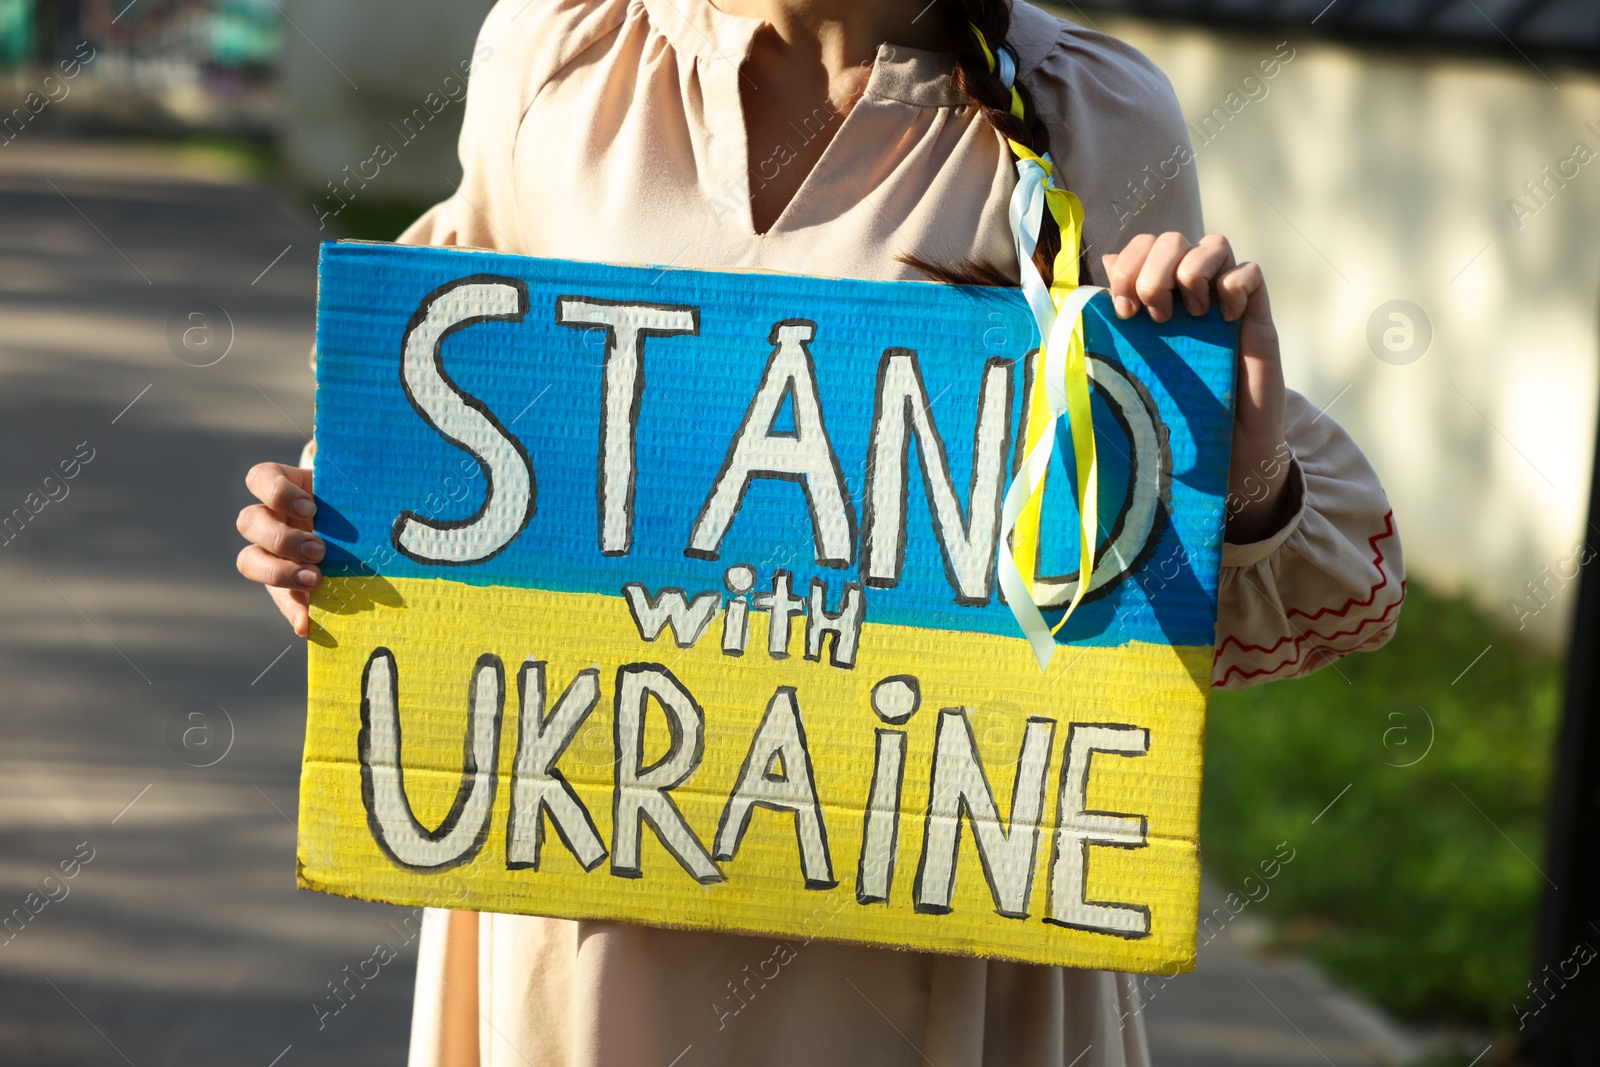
[301,575,1210,974]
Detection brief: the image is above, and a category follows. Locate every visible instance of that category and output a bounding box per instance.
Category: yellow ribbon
[970,23,1102,666]
[1006,143,1099,639]
[969,26,1027,122]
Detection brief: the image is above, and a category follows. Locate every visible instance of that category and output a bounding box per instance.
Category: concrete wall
[279,0,493,217]
[1072,14,1600,649]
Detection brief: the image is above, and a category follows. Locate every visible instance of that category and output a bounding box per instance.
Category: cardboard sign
[300,241,1238,975]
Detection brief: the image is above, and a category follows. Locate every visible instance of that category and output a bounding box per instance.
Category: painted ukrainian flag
[300,241,1237,975]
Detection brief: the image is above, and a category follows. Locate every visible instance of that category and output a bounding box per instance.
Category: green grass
[1201,581,1564,1026]
[323,199,439,243]
[140,136,437,243]
[131,133,285,182]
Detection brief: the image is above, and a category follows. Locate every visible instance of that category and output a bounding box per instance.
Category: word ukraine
[302,243,1238,974]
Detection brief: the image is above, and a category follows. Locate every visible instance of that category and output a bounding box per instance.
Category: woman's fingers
[1133,233,1196,323]
[239,462,319,636]
[1102,235,1288,540]
[236,544,322,591]
[1225,260,1284,439]
[1174,235,1236,317]
[1108,233,1253,321]
[268,585,312,638]
[1102,233,1155,318]
[245,462,316,522]
[1217,260,1269,323]
[236,504,325,562]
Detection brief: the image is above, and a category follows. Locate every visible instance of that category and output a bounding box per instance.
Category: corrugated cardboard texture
[302,241,1239,975]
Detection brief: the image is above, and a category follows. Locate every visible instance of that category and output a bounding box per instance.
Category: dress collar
[641,0,965,108]
[641,0,763,73]
[1008,1,1061,82]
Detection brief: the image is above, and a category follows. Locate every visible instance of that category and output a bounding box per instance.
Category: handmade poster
[299,240,1238,975]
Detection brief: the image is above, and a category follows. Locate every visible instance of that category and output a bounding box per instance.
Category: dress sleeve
[1212,390,1405,690]
[299,0,618,462]
[398,0,628,252]
[396,0,529,251]
[1013,8,1404,686]
[1013,5,1205,281]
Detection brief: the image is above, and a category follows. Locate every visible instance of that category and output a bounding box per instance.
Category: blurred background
[0,0,1595,1064]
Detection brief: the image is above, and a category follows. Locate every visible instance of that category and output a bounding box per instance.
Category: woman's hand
[1102,232,1292,544]
[236,463,322,637]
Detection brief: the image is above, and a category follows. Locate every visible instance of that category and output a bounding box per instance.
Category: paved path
[1144,881,1411,1066]
[0,136,414,1067]
[0,136,1399,1067]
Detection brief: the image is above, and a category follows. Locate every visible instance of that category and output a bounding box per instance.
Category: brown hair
[899,0,1071,288]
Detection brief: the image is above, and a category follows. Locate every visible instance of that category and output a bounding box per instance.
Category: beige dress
[391,1,1407,1064]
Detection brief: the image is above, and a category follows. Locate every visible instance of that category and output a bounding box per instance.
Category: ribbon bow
[974,27,1107,669]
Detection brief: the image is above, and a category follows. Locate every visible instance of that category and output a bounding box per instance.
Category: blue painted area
[314,242,1237,647]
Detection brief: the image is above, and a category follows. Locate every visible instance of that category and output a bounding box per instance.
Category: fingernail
[292,498,316,519]
[302,539,325,562]
[1114,296,1135,319]
[1185,298,1203,316]
[297,569,320,588]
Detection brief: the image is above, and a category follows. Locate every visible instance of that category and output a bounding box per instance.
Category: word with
[402,285,1015,606]
[314,873,472,1029]
[1508,122,1600,231]
[0,41,97,148]
[1115,42,1296,231]
[1118,839,1295,1028]
[360,654,1155,937]
[0,841,96,948]
[1514,937,1596,1031]
[624,569,865,667]
[313,44,493,231]
[1509,539,1595,631]
[2,441,96,546]
[712,890,850,1029]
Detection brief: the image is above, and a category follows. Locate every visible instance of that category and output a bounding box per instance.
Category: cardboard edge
[293,862,1198,976]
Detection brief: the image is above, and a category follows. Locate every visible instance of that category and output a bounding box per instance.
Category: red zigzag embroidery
[1212,511,1403,686]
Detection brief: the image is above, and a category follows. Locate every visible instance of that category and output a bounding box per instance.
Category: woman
[235,1,1405,1063]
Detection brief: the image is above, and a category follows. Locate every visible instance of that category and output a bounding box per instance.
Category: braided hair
[900,0,1076,288]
